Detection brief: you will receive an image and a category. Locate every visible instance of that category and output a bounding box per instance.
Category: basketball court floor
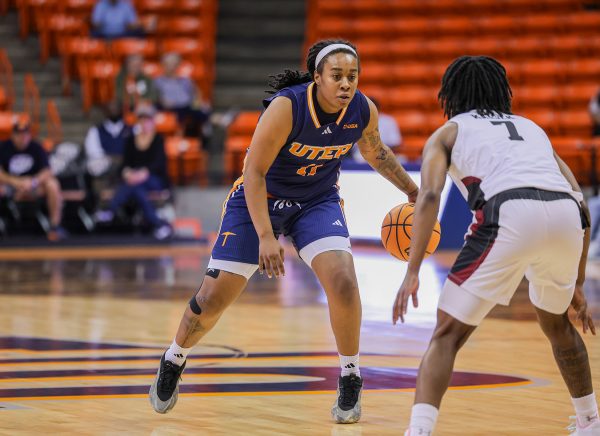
[0,243,598,435]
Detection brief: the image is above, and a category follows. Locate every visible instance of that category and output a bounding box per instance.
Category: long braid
[267,39,359,93]
[438,56,513,119]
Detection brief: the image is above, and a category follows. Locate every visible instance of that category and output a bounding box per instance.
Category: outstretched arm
[356,98,419,202]
[392,122,456,324]
[244,97,292,278]
[553,151,595,334]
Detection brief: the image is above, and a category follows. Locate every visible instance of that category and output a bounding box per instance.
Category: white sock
[165,340,192,366]
[407,403,439,436]
[572,392,600,426]
[339,353,360,377]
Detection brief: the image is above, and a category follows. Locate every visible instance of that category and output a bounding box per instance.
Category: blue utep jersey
[259,82,370,201]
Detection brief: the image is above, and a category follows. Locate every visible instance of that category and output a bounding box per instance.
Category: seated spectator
[589,89,600,136]
[372,97,402,150]
[91,0,143,39]
[353,97,402,162]
[116,54,156,111]
[0,118,66,241]
[154,52,211,138]
[95,104,172,240]
[84,99,132,178]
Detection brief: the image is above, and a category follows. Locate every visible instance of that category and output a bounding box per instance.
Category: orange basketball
[381,203,441,261]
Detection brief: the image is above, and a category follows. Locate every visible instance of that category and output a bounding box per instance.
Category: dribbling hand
[571,284,596,335]
[258,235,285,279]
[392,271,419,324]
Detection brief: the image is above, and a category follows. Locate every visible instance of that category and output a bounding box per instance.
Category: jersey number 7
[490,121,524,141]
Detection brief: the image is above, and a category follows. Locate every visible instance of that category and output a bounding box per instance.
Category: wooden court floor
[0,244,598,435]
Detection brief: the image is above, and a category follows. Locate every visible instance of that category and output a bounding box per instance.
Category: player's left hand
[571,284,596,335]
[393,271,420,324]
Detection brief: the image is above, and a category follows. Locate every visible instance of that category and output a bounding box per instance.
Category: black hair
[438,55,513,119]
[267,39,359,93]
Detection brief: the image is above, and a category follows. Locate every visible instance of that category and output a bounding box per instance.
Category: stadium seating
[303,0,600,183]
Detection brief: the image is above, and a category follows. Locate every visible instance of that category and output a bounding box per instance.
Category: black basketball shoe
[149,353,186,413]
[331,373,363,423]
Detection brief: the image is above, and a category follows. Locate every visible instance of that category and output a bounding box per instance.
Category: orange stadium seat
[393,111,429,137]
[548,35,587,60]
[426,39,466,61]
[513,85,559,110]
[475,16,517,37]
[553,143,592,184]
[562,84,598,109]
[154,112,179,136]
[79,60,119,112]
[433,17,474,37]
[524,110,558,135]
[38,13,88,63]
[518,14,564,35]
[388,40,428,61]
[161,39,205,61]
[224,111,260,182]
[566,59,600,82]
[559,110,593,137]
[110,38,158,63]
[59,37,109,94]
[156,17,202,37]
[516,60,563,84]
[504,36,548,60]
[135,0,171,15]
[465,38,505,58]
[164,136,207,186]
[399,136,426,161]
[565,12,600,35]
[393,18,433,38]
[386,87,437,111]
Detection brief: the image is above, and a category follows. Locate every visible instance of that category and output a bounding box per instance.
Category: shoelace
[340,376,362,408]
[159,361,181,394]
[566,415,577,434]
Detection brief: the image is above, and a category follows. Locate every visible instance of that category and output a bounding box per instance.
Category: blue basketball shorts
[209,187,352,279]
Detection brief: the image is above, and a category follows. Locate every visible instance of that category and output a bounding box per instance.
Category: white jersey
[448,110,582,209]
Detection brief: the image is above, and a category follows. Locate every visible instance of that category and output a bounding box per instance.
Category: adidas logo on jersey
[332,220,343,227]
[321,126,333,135]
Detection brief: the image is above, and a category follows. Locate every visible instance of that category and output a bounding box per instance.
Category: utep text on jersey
[257,82,370,201]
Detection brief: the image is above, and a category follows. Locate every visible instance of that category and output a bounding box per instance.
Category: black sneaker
[331,373,363,423]
[149,353,186,413]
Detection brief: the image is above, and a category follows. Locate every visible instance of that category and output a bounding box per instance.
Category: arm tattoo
[359,127,417,194]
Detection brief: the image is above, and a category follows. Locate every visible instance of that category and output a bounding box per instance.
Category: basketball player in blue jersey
[392,56,599,435]
[149,39,419,423]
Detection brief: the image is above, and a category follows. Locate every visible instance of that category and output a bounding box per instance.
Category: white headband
[315,44,357,68]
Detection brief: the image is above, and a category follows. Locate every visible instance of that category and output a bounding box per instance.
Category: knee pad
[189,293,202,315]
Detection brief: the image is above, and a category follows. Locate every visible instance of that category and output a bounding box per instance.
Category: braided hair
[438,55,513,119]
[267,39,359,93]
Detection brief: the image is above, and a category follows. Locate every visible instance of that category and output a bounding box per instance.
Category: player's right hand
[258,235,285,279]
[571,284,596,335]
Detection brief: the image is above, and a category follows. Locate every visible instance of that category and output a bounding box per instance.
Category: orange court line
[0,382,534,402]
[0,373,306,383]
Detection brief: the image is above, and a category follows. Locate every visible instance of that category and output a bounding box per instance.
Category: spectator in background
[353,97,402,161]
[0,118,66,241]
[85,99,132,177]
[95,104,172,240]
[116,54,156,111]
[371,97,402,150]
[91,0,143,39]
[154,52,211,138]
[589,89,600,136]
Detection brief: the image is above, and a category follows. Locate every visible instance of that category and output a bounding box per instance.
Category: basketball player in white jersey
[392,56,599,435]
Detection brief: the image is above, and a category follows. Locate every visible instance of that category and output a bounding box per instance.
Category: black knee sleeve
[189,293,202,315]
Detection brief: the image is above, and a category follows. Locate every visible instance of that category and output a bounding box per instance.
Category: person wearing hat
[95,103,172,240]
[0,118,66,241]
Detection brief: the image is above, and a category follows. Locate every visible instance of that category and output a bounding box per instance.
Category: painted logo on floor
[0,337,533,401]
